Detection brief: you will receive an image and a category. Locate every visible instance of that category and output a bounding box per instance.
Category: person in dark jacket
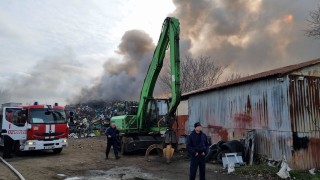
[3,110,14,158]
[3,135,14,158]
[187,122,209,180]
[105,123,120,159]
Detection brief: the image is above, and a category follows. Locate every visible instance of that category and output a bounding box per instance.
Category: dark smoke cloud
[71,0,320,103]
[171,0,320,77]
[2,49,89,105]
[74,30,156,103]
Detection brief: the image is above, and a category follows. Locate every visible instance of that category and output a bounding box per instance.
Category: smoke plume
[74,30,156,103]
[171,0,320,76]
[1,49,89,105]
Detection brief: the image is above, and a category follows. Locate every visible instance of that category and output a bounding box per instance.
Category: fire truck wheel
[14,141,21,152]
[53,148,63,154]
[217,150,230,164]
[13,141,23,156]
[3,135,14,158]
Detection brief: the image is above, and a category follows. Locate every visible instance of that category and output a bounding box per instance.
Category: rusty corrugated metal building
[182,58,320,170]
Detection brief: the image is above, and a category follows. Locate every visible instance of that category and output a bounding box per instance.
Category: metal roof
[183,58,320,98]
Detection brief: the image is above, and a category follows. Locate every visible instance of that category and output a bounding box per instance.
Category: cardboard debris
[227,163,235,174]
[222,153,244,168]
[277,156,291,179]
[309,168,316,175]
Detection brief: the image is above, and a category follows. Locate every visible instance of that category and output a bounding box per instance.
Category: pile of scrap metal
[66,103,109,138]
[68,114,111,138]
[205,130,255,166]
[68,118,89,138]
[65,101,138,138]
[90,114,109,129]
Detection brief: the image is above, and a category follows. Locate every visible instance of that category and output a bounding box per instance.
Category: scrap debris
[222,153,244,168]
[65,101,137,138]
[206,130,255,166]
[228,163,235,174]
[276,156,291,179]
[309,168,316,175]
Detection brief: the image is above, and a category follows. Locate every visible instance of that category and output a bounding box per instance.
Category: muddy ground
[0,136,255,180]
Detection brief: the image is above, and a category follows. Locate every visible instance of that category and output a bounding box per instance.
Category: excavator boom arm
[134,17,181,130]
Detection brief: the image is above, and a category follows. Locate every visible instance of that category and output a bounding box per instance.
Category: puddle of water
[65,166,165,180]
[65,177,83,180]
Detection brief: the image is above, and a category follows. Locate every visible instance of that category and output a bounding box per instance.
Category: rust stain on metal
[174,115,188,137]
[234,114,252,122]
[218,129,228,141]
[246,95,252,114]
[207,125,223,130]
[309,138,320,166]
[233,95,253,128]
[263,94,269,126]
[207,125,229,140]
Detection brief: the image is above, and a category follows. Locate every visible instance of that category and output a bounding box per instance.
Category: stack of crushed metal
[65,100,138,138]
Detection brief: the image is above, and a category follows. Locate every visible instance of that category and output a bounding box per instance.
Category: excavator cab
[145,99,169,129]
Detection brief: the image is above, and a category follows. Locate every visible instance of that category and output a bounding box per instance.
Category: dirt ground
[0,136,252,180]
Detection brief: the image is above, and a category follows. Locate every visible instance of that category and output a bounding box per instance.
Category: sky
[0,0,320,105]
[0,0,175,104]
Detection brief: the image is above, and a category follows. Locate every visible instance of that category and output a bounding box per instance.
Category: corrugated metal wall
[187,73,320,169]
[173,115,188,137]
[175,100,188,137]
[177,100,188,115]
[288,74,320,169]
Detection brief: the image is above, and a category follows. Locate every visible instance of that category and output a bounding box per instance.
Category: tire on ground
[121,140,127,155]
[216,150,230,164]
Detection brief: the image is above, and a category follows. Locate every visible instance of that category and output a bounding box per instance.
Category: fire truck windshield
[30,109,66,124]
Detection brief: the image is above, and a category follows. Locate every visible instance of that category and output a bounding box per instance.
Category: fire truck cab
[0,102,68,157]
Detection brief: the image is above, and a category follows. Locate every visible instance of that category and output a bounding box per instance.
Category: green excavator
[111,17,181,161]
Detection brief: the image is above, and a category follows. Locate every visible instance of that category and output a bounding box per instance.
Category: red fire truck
[0,102,68,158]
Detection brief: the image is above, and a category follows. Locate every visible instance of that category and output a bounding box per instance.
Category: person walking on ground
[105,123,120,160]
[3,110,14,158]
[187,122,209,180]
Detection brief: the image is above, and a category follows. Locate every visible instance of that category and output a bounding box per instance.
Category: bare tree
[159,56,226,93]
[225,73,245,82]
[305,6,320,39]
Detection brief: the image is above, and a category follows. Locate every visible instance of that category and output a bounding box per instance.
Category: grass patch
[290,171,320,180]
[235,165,279,179]
[234,165,320,180]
